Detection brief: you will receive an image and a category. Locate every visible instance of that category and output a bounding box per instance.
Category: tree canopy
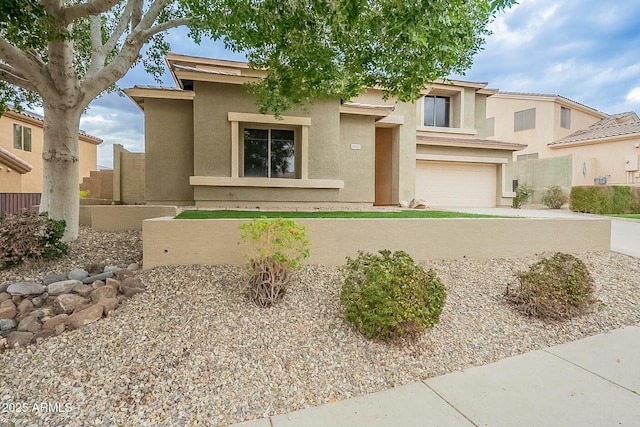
[1,0,514,115]
[0,0,514,240]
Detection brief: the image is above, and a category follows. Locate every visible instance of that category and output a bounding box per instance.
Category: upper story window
[561,106,571,129]
[485,117,495,137]
[423,96,450,127]
[514,108,536,132]
[516,153,539,161]
[13,124,32,152]
[243,128,295,178]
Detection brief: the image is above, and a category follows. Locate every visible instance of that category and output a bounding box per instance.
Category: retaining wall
[82,205,178,230]
[142,217,611,268]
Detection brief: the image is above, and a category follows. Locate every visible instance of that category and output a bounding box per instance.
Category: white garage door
[415,161,497,207]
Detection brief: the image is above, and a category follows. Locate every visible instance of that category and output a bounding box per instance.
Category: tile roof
[549,113,640,146]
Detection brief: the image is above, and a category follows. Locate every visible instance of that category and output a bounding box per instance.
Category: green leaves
[340,250,446,342]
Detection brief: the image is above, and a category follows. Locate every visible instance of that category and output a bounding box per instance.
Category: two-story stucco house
[125,53,524,209]
[487,92,640,187]
[0,110,102,193]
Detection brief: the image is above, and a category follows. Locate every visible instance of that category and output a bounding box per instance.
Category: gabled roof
[0,146,33,174]
[490,91,607,118]
[549,112,640,147]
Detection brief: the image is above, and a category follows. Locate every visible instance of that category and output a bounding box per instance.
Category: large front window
[423,96,450,127]
[243,128,295,178]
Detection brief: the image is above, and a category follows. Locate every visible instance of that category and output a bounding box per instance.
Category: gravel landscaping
[1,227,639,426]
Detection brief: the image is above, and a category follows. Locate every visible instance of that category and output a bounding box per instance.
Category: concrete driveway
[444,207,640,259]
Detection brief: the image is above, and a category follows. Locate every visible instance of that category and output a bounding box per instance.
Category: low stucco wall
[142,217,611,268]
[88,205,178,231]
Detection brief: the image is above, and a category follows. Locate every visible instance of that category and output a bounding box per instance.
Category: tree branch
[61,0,123,23]
[102,0,140,55]
[142,17,190,38]
[87,15,106,75]
[82,16,187,104]
[0,37,48,91]
[135,0,172,32]
[0,63,38,92]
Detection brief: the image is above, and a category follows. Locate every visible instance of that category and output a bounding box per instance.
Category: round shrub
[505,252,596,320]
[340,250,446,341]
[542,185,568,209]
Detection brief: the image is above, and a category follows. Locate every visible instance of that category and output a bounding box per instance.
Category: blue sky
[80,0,640,168]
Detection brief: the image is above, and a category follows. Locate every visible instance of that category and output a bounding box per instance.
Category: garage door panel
[415,161,497,207]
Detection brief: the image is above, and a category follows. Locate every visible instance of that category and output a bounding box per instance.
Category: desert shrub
[0,211,68,268]
[340,250,446,341]
[505,252,596,320]
[239,217,310,307]
[512,183,533,209]
[541,185,568,209]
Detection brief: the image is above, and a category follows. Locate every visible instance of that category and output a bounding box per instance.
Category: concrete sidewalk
[232,326,640,427]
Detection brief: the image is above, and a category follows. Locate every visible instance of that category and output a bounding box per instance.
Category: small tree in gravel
[340,250,446,342]
[505,252,596,320]
[239,218,310,307]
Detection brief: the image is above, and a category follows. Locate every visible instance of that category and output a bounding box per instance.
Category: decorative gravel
[1,228,639,426]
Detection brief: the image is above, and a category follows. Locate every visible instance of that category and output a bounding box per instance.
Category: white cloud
[626,87,640,104]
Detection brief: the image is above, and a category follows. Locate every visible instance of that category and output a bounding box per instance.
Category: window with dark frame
[514,108,536,132]
[13,124,32,152]
[561,106,571,129]
[243,128,295,178]
[423,96,450,127]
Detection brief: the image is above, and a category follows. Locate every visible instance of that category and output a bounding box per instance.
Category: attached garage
[415,161,497,207]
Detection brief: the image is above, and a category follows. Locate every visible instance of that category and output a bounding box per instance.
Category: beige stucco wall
[91,205,178,231]
[0,113,44,192]
[143,217,611,268]
[487,96,603,160]
[144,99,194,204]
[0,112,98,193]
[186,83,417,206]
[554,138,640,186]
[0,168,23,192]
[508,155,572,203]
[78,139,98,185]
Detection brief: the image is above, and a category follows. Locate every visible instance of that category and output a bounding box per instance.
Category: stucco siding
[144,98,194,203]
[338,114,375,202]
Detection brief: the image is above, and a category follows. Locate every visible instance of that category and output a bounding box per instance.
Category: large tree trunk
[39,103,82,241]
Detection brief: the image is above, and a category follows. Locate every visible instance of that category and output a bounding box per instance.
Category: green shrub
[570,185,639,214]
[79,189,91,198]
[0,211,69,268]
[541,185,568,209]
[239,217,310,306]
[512,183,534,209]
[340,250,446,341]
[505,252,596,320]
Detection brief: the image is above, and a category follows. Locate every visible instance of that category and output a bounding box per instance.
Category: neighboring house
[0,110,103,193]
[488,92,640,189]
[487,92,607,161]
[548,112,640,186]
[124,53,524,209]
